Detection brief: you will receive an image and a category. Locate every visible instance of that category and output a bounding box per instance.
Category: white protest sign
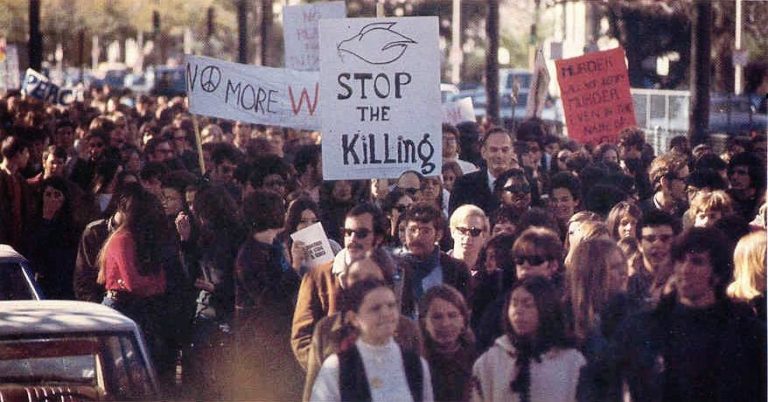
[21,69,83,105]
[319,17,442,180]
[442,97,475,125]
[284,1,345,71]
[290,222,334,268]
[0,45,20,91]
[185,55,321,130]
[525,47,550,119]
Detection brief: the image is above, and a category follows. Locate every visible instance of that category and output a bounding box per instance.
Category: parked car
[0,300,160,401]
[148,66,187,98]
[0,244,43,301]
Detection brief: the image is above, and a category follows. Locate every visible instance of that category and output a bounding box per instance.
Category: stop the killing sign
[555,47,636,145]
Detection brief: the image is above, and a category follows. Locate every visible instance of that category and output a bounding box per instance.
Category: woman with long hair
[97,183,170,361]
[605,201,642,241]
[311,279,433,402]
[280,197,342,274]
[24,176,79,299]
[419,285,477,402]
[727,230,767,319]
[471,276,585,402]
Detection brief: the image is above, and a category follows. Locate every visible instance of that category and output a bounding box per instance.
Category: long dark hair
[99,183,170,278]
[503,276,572,402]
[192,184,244,245]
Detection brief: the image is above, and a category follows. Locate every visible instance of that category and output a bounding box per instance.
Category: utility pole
[450,0,461,84]
[734,0,743,95]
[29,0,42,71]
[238,0,248,64]
[689,0,712,146]
[485,0,500,126]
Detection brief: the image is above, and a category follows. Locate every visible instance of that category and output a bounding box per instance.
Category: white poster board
[0,45,20,91]
[319,17,442,180]
[283,1,346,71]
[185,55,321,130]
[290,222,334,268]
[442,97,475,125]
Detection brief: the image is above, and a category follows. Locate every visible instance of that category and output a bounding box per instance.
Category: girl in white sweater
[311,279,434,402]
[471,277,585,402]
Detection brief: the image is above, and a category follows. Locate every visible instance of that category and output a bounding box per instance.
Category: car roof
[0,244,28,264]
[0,300,139,337]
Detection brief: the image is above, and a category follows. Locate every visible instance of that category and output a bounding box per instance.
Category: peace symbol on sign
[200,66,221,93]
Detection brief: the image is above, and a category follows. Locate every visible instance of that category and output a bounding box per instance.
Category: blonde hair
[690,190,734,216]
[727,231,767,301]
[565,238,626,342]
[449,204,488,232]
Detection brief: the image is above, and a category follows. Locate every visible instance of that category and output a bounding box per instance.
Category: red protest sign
[555,47,636,145]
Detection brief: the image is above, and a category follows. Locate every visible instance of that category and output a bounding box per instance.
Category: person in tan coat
[291,203,389,370]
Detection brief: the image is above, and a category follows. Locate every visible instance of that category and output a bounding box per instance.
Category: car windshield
[0,262,36,300]
[0,333,155,399]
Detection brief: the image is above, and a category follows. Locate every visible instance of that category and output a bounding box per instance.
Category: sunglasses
[342,228,371,239]
[455,226,483,237]
[504,183,531,194]
[641,234,673,243]
[513,255,548,266]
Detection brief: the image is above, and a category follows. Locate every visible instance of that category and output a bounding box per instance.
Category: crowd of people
[0,86,766,402]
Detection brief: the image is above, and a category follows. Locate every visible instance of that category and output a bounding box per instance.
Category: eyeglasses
[455,226,484,237]
[504,183,531,194]
[395,204,409,214]
[641,234,673,243]
[513,255,548,266]
[342,228,371,239]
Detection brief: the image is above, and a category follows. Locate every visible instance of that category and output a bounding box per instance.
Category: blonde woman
[727,230,767,320]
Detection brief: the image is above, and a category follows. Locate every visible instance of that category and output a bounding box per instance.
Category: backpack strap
[339,346,372,402]
[402,348,424,402]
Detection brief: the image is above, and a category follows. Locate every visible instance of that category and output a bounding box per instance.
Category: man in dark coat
[613,227,766,402]
[448,128,517,215]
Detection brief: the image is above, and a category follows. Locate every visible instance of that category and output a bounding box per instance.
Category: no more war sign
[319,17,442,180]
[186,55,321,130]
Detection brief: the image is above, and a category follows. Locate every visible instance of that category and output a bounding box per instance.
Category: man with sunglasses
[448,204,489,275]
[628,210,681,307]
[449,128,518,216]
[291,203,389,371]
[401,202,470,318]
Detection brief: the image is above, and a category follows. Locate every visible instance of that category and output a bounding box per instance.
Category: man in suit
[449,127,518,215]
[401,201,470,317]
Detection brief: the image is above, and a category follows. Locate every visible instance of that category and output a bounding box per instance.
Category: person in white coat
[471,276,585,402]
[311,279,434,402]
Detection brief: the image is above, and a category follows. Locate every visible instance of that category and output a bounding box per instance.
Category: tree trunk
[485,0,500,126]
[689,0,712,146]
[28,0,42,71]
[238,0,248,64]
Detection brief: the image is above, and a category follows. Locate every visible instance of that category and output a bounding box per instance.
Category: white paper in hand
[289,222,334,269]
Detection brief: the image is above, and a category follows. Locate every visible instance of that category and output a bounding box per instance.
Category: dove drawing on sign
[337,22,417,65]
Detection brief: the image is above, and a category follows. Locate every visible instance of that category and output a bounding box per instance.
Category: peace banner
[185,55,321,130]
[319,17,442,180]
[555,47,636,145]
[283,1,345,71]
[21,69,83,106]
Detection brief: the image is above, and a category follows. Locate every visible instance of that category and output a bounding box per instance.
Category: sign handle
[192,115,206,174]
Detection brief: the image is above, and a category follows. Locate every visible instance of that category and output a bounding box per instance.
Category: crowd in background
[0,85,766,402]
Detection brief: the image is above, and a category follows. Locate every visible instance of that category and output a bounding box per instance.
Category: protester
[628,210,681,306]
[310,279,434,402]
[615,227,766,401]
[401,202,470,318]
[419,285,477,402]
[291,202,388,370]
[302,250,422,402]
[0,135,32,249]
[448,204,489,273]
[471,276,586,402]
[605,201,642,241]
[726,230,767,319]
